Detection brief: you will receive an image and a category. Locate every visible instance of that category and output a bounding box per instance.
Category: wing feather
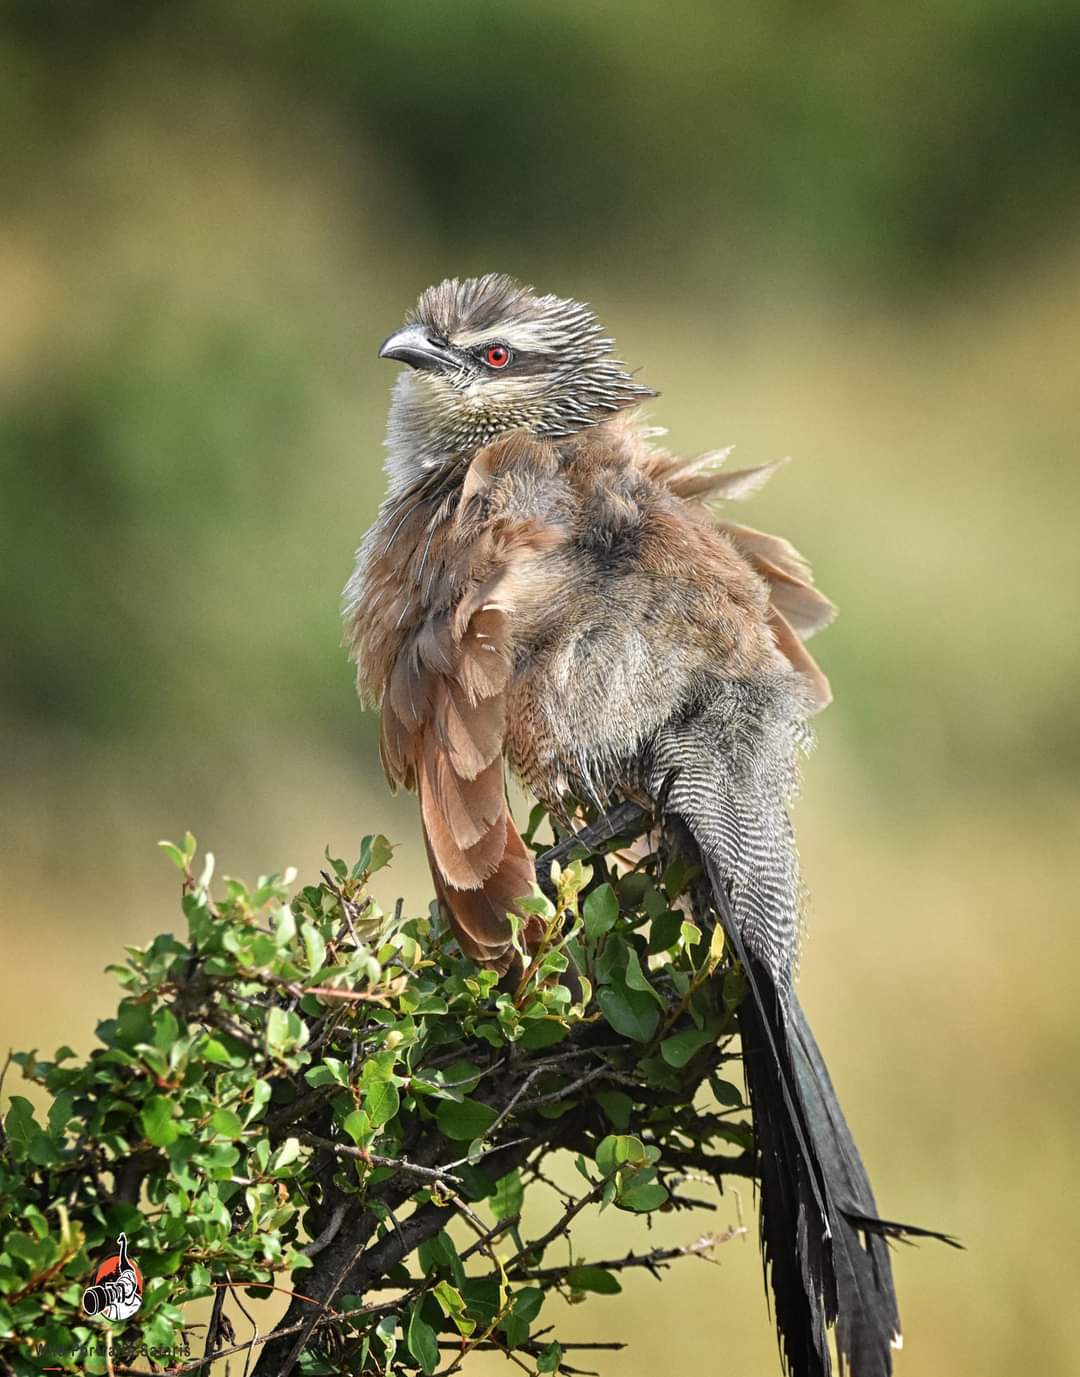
[767,609,833,711]
[348,431,563,970]
[634,425,836,709]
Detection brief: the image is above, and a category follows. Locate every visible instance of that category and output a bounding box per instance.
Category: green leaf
[246,1079,273,1124]
[45,1090,73,1138]
[305,1058,349,1088]
[210,1108,244,1140]
[27,1130,58,1165]
[501,1312,529,1350]
[567,1265,622,1294]
[158,838,193,872]
[679,919,703,949]
[660,1027,713,1067]
[355,834,395,878]
[617,1181,669,1212]
[597,984,659,1042]
[266,1006,290,1053]
[624,947,664,1007]
[144,1307,183,1351]
[593,931,629,986]
[407,1300,439,1374]
[419,1230,462,1283]
[722,965,745,1010]
[595,1090,633,1131]
[343,1110,372,1146]
[596,1134,647,1176]
[617,872,649,906]
[643,885,668,920]
[582,884,619,942]
[521,800,549,845]
[272,904,297,949]
[300,921,325,972]
[537,1341,563,1372]
[201,1036,233,1066]
[368,835,394,873]
[3,1097,39,1161]
[141,1095,179,1147]
[512,1286,544,1322]
[248,934,278,968]
[708,1074,744,1108]
[647,909,683,953]
[637,1052,682,1091]
[517,1019,569,1051]
[518,893,555,919]
[435,1059,484,1093]
[158,841,185,870]
[432,1279,475,1337]
[186,1261,213,1296]
[153,1008,180,1051]
[361,1050,399,1084]
[264,1008,306,1057]
[488,1168,523,1221]
[353,836,374,876]
[269,1136,301,1171]
[101,999,154,1050]
[364,1079,400,1129]
[662,855,698,899]
[374,1312,399,1364]
[436,1098,499,1142]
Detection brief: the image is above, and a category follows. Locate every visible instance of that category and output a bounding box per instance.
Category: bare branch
[295,1133,466,1186]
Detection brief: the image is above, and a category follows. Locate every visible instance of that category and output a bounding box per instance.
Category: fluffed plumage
[345,274,952,1372]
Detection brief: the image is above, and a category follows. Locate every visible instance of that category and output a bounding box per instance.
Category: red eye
[484,344,511,368]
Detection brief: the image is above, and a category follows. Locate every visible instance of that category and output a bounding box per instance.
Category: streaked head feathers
[379,274,654,488]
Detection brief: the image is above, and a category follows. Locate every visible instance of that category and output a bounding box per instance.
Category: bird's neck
[382,371,653,497]
[382,373,512,497]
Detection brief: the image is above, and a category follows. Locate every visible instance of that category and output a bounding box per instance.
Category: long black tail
[737,933,897,1376]
[647,677,956,1372]
[723,910,956,1376]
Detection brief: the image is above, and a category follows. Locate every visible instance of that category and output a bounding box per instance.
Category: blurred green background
[3,1,1079,1371]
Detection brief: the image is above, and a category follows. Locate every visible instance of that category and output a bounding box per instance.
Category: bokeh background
[3,2,1079,1372]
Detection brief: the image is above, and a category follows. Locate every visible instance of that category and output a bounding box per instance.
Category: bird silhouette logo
[81,1232,143,1322]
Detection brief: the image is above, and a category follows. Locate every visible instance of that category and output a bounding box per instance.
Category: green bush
[0,817,753,1376]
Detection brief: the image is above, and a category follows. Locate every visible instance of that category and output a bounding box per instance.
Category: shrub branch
[0,809,756,1377]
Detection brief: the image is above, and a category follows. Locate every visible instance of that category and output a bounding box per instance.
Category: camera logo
[82,1232,143,1322]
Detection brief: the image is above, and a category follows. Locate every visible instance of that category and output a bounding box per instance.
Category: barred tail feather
[731,928,837,1377]
[707,858,956,1377]
[787,999,902,1373]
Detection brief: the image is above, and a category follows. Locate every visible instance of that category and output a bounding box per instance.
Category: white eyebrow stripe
[454,322,575,350]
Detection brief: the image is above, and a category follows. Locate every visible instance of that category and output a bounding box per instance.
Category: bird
[345,273,950,1376]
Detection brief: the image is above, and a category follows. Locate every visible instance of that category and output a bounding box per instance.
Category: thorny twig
[508,1177,609,1270]
[512,1230,745,1284]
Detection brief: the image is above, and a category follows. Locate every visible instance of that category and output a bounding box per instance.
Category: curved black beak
[378,324,458,372]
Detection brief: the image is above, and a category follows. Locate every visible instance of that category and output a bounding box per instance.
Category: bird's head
[378,274,654,489]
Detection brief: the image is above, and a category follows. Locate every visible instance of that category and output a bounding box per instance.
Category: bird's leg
[533,799,653,898]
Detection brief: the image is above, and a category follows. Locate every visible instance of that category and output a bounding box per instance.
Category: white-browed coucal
[345,274,950,1377]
